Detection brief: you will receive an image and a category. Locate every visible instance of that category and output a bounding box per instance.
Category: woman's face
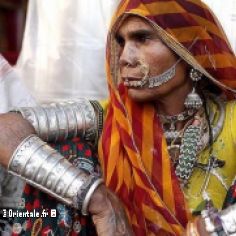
[115,16,191,102]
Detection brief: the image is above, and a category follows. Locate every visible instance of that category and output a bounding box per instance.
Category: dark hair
[198,75,222,96]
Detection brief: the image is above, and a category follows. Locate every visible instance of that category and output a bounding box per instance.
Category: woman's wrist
[88,184,112,215]
[0,113,36,167]
[89,185,134,236]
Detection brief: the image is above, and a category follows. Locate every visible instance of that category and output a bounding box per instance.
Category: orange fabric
[99,88,188,235]
[99,0,236,235]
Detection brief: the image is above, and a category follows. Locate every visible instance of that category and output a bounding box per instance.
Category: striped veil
[99,0,236,235]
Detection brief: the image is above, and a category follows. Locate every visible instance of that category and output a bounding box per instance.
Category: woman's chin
[127,87,158,102]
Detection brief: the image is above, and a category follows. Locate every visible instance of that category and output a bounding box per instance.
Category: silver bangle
[11,99,99,142]
[8,134,43,174]
[90,100,104,145]
[43,104,60,142]
[8,135,103,212]
[33,106,49,141]
[81,178,104,215]
[219,204,236,235]
[202,202,236,235]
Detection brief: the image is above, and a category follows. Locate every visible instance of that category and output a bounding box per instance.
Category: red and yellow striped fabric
[111,0,236,90]
[99,0,236,235]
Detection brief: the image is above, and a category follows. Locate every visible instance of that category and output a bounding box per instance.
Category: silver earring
[184,68,203,110]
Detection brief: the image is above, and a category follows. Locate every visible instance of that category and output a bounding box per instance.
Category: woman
[98,0,236,235]
[0,0,236,235]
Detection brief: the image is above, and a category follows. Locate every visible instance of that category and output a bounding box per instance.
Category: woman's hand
[88,185,134,236]
[0,113,35,167]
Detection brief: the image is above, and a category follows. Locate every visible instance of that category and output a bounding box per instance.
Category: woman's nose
[119,43,138,68]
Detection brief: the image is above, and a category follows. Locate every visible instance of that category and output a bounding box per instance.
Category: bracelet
[201,200,236,235]
[81,178,104,215]
[90,100,104,145]
[11,99,99,143]
[8,135,103,213]
[219,204,236,235]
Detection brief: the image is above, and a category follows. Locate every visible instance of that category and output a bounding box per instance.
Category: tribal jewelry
[8,135,103,215]
[159,109,195,142]
[90,100,104,145]
[184,68,203,110]
[127,58,182,88]
[11,99,99,143]
[162,95,225,187]
[201,199,236,235]
[175,123,202,187]
[148,58,182,88]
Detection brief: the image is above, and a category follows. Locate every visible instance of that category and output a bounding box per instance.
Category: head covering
[99,1,236,235]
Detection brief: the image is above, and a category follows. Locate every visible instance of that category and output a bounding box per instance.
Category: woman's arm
[0,112,133,236]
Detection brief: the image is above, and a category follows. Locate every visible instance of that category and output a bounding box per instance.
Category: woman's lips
[122,77,143,87]
[123,77,141,87]
[122,77,142,81]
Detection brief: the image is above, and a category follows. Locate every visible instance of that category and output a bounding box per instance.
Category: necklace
[175,121,202,187]
[158,109,195,142]
[158,95,225,188]
[159,107,205,186]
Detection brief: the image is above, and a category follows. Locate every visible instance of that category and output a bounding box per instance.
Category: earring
[184,68,203,110]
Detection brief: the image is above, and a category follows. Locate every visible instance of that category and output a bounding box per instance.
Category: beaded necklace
[158,95,225,188]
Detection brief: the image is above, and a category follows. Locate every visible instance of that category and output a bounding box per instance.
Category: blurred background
[0,0,28,64]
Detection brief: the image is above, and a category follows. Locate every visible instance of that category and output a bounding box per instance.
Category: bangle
[200,199,236,236]
[8,135,103,213]
[81,178,103,215]
[219,204,236,234]
[7,134,44,173]
[90,100,104,145]
[10,99,98,142]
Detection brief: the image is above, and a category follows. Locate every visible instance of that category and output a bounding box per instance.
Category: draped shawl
[99,1,236,235]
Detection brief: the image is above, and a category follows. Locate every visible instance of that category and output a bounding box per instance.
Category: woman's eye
[115,36,125,47]
[139,37,148,42]
[137,35,151,43]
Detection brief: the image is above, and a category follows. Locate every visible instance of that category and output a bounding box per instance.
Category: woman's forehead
[115,15,155,35]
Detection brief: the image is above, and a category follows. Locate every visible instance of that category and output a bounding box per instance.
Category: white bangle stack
[8,135,103,215]
[11,99,101,143]
[220,204,236,235]
[202,202,236,235]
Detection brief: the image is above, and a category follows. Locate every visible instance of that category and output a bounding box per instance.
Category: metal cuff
[219,204,236,235]
[201,202,236,236]
[90,100,103,145]
[81,178,104,215]
[10,99,103,143]
[8,135,103,212]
